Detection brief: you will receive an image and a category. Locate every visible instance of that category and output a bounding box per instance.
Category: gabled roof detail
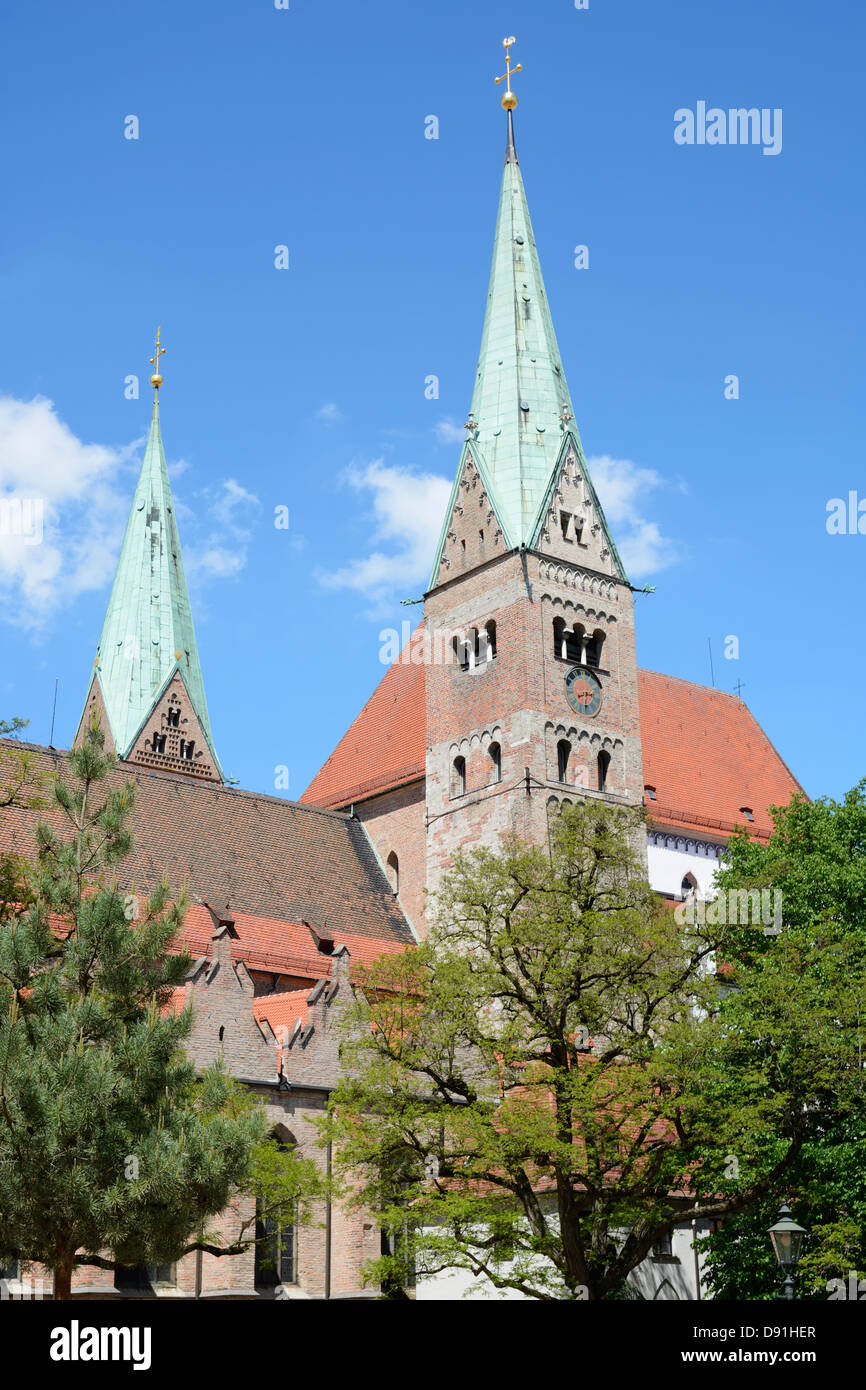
[428,441,512,589]
[528,430,627,582]
[82,391,218,768]
[0,741,414,948]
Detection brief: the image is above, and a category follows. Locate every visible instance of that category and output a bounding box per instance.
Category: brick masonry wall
[424,537,647,912]
[353,780,427,938]
[48,943,380,1300]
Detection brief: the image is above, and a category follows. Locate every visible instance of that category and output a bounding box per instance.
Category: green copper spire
[431,103,625,583]
[469,117,581,541]
[88,387,220,770]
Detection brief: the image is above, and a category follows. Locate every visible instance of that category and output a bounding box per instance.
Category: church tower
[76,330,223,782]
[424,44,645,899]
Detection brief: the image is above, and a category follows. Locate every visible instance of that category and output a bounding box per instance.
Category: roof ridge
[0,737,354,820]
[638,667,741,700]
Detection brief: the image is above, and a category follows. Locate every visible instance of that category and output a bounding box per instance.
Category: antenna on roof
[49,676,59,748]
[707,638,715,689]
[733,679,746,701]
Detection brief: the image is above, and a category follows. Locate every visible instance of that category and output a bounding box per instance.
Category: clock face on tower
[565,665,602,718]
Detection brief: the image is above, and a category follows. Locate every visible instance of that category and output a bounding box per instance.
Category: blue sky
[0,0,863,804]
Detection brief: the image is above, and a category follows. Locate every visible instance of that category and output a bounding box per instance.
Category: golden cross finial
[495,36,522,111]
[149,325,165,389]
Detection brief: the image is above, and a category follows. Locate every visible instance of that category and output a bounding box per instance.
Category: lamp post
[768,1203,807,1301]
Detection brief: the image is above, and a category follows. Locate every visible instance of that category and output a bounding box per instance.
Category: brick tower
[75,331,223,782]
[424,99,645,902]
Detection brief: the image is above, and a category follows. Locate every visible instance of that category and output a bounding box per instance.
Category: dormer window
[167,707,180,728]
[645,785,657,801]
[152,731,167,754]
[739,806,755,823]
[179,739,195,761]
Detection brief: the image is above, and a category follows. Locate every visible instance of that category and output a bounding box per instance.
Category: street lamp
[768,1202,807,1301]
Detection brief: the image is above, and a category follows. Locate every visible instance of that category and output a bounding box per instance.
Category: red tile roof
[637,669,804,840]
[176,904,407,979]
[301,654,426,809]
[253,989,311,1033]
[0,742,414,948]
[301,656,804,841]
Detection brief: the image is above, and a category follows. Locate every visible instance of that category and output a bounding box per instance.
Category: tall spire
[78,330,222,780]
[434,40,624,576]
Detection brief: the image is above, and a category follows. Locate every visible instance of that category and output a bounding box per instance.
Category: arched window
[597,749,611,791]
[387,851,399,896]
[553,616,566,660]
[585,629,605,668]
[557,740,571,784]
[488,742,502,784]
[452,634,471,672]
[566,624,582,664]
[451,756,466,798]
[482,619,497,662]
[255,1130,297,1289]
[681,873,698,901]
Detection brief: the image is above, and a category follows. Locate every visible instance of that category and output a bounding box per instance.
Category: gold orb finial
[495,36,522,110]
[149,325,166,390]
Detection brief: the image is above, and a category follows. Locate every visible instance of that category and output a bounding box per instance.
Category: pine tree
[0,717,271,1298]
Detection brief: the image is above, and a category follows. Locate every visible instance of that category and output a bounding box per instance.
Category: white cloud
[317,460,451,606]
[317,402,341,422]
[435,419,465,445]
[185,478,261,583]
[0,395,135,629]
[0,396,262,631]
[586,454,682,578]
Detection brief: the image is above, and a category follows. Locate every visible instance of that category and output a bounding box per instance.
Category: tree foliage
[325,800,865,1300]
[0,717,317,1297]
[699,784,866,1298]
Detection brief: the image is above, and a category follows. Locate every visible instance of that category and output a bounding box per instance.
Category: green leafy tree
[0,716,45,811]
[324,800,865,1300]
[0,717,319,1298]
[699,784,866,1299]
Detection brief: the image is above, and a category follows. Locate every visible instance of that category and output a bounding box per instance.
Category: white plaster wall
[646,840,723,900]
[416,1222,711,1302]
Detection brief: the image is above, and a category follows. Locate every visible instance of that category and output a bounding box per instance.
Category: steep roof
[301,655,426,809]
[83,391,219,769]
[301,661,804,842]
[636,669,805,840]
[0,742,413,947]
[430,111,624,582]
[176,905,408,978]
